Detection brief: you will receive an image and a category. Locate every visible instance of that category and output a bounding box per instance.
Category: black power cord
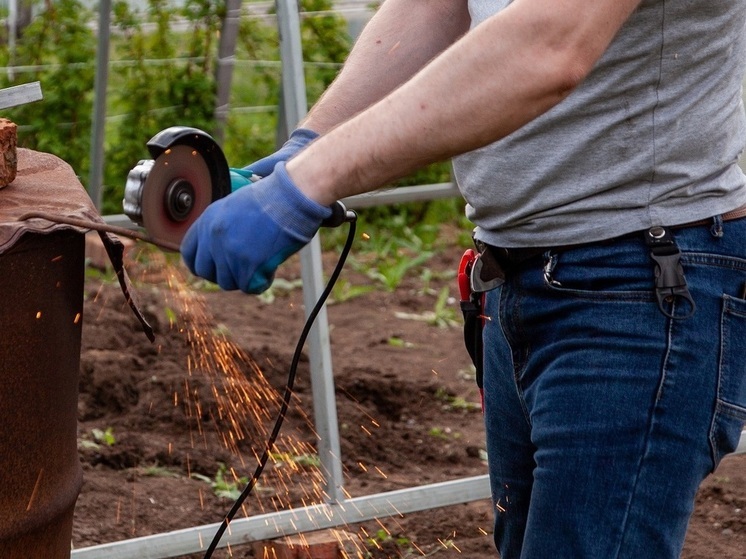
[202,207,357,558]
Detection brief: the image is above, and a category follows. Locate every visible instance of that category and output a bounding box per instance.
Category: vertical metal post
[7,0,16,80]
[88,0,112,210]
[213,0,242,144]
[275,0,344,503]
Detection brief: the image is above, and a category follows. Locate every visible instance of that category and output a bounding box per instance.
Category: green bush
[0,0,461,226]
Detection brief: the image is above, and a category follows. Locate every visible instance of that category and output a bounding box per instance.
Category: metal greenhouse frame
[74,1,746,557]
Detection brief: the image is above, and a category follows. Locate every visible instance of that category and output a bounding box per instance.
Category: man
[182,1,746,557]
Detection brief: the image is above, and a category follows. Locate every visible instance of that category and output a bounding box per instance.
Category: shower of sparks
[84,249,481,558]
[151,262,335,518]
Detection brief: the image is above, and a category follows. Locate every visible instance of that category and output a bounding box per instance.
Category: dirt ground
[72,236,746,558]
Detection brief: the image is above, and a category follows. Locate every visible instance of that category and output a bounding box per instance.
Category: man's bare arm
[301,0,472,134]
[290,0,644,205]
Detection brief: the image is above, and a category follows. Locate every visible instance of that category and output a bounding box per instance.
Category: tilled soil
[72,243,745,558]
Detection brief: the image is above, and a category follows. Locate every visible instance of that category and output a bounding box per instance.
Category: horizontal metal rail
[71,475,491,559]
[102,182,462,232]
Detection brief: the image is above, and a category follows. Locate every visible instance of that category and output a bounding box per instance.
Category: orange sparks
[25,469,43,511]
[108,256,433,540]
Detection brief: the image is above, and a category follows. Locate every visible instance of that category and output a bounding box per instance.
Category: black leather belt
[478,203,746,267]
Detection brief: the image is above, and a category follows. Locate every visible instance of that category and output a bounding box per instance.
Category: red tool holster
[458,248,486,410]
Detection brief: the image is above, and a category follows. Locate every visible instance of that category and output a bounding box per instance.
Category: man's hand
[181,162,332,294]
[244,128,318,177]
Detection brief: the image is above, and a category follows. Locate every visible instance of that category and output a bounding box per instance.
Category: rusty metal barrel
[0,149,118,558]
[0,229,85,558]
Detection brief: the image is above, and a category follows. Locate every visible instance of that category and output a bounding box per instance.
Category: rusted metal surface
[0,149,101,252]
[0,148,152,558]
[0,230,84,558]
[0,149,154,341]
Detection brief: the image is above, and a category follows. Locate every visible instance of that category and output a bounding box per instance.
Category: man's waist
[477,203,746,267]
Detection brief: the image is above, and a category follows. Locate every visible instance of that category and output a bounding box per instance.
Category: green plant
[270,451,321,469]
[139,464,181,478]
[365,529,458,557]
[256,278,303,303]
[84,262,118,283]
[192,463,248,500]
[434,387,480,412]
[164,306,178,326]
[387,336,414,348]
[395,286,459,328]
[427,427,449,440]
[417,267,457,297]
[330,278,376,303]
[91,426,117,446]
[362,250,433,292]
[366,529,414,554]
[428,426,460,440]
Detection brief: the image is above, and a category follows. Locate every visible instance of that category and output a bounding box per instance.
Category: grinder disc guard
[139,144,213,248]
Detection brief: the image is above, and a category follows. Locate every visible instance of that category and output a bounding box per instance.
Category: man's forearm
[301,0,471,134]
[290,0,644,205]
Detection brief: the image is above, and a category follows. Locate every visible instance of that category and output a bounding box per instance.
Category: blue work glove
[243,128,318,177]
[181,161,332,294]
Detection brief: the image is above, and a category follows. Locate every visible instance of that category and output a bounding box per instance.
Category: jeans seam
[614,313,673,557]
[708,303,727,470]
[498,284,533,429]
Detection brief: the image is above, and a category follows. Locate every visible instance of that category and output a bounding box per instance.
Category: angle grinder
[124,127,351,250]
[123,127,261,250]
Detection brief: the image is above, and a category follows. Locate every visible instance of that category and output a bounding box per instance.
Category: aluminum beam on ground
[737,429,746,455]
[70,475,491,559]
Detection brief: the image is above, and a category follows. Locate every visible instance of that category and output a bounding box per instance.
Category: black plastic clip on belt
[644,226,696,319]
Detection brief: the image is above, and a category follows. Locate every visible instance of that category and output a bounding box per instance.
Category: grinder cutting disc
[140,144,213,248]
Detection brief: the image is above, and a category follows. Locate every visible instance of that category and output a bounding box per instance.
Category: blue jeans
[482,216,746,558]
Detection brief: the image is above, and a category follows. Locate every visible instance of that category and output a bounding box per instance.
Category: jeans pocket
[709,293,746,470]
[543,245,655,301]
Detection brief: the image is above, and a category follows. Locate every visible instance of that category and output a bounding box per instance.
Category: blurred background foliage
[0,0,465,231]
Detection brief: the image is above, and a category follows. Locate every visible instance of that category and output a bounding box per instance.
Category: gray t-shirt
[453,0,746,247]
